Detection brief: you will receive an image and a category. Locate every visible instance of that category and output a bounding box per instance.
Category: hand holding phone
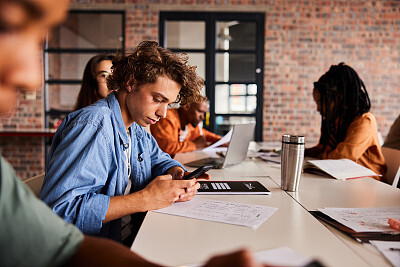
[183,165,213,180]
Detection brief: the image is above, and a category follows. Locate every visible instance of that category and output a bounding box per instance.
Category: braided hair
[314,62,371,150]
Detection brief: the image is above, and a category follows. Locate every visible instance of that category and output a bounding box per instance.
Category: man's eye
[153,97,162,103]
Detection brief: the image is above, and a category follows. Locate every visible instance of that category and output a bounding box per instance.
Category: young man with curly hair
[40,41,209,246]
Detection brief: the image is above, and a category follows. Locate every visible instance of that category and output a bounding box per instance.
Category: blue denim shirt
[40,92,184,242]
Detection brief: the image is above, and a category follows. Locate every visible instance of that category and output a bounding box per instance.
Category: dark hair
[314,62,371,150]
[107,41,204,106]
[74,54,114,111]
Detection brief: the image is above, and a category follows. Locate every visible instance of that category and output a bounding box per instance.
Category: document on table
[303,158,379,180]
[258,151,281,164]
[188,246,314,267]
[202,128,232,152]
[370,240,400,267]
[155,197,278,229]
[318,207,400,232]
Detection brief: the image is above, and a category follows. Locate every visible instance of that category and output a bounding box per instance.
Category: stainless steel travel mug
[281,135,305,192]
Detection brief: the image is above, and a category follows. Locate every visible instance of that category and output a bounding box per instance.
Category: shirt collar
[106,92,144,147]
[106,92,129,147]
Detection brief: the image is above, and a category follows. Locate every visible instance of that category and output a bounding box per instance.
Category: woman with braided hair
[305,63,387,181]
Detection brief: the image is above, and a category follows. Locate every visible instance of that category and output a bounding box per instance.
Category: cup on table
[280,134,305,192]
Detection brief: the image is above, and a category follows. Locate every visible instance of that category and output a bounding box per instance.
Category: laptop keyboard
[185,157,224,168]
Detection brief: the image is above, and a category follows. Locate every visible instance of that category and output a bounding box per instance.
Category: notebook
[303,158,380,180]
[196,181,270,195]
[184,122,256,169]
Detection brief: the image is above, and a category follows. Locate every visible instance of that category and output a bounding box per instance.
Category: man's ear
[126,79,135,92]
[181,103,190,111]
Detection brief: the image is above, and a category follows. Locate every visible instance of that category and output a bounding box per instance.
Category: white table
[132,178,367,266]
[257,159,400,267]
[130,150,394,266]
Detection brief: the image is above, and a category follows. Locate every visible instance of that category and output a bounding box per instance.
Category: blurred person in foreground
[151,98,222,157]
[0,0,267,266]
[305,63,386,181]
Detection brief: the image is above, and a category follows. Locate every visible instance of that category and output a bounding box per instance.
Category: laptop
[184,122,256,169]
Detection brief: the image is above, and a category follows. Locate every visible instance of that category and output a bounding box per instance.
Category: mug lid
[282,134,305,144]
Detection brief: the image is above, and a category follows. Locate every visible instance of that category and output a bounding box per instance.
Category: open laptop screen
[184,122,256,169]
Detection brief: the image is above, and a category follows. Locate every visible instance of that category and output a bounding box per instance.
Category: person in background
[74,54,114,111]
[150,98,222,157]
[305,63,387,181]
[0,0,267,266]
[383,114,400,150]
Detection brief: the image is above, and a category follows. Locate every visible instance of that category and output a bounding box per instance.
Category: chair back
[381,147,400,188]
[24,172,45,197]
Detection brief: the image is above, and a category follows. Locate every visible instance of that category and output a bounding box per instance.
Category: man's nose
[156,103,168,119]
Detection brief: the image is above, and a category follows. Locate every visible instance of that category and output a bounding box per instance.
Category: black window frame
[42,10,125,161]
[159,12,264,141]
[43,10,126,128]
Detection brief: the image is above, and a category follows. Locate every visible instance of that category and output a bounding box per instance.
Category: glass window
[48,84,80,111]
[215,115,256,136]
[185,52,205,80]
[166,21,205,49]
[248,84,257,95]
[247,96,257,112]
[44,10,125,136]
[215,85,229,113]
[160,12,264,141]
[48,53,97,80]
[215,84,256,114]
[216,21,256,50]
[216,53,256,82]
[48,13,124,49]
[229,96,246,112]
[230,84,246,95]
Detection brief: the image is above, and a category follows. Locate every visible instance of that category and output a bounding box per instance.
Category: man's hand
[166,166,210,180]
[140,174,199,210]
[166,166,185,180]
[193,136,209,149]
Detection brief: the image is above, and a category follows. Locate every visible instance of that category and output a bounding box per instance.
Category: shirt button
[124,144,129,149]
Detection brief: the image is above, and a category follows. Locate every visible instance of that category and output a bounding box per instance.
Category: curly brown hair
[107,41,204,106]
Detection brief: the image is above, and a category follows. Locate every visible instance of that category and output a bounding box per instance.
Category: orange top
[310,112,387,181]
[150,109,221,157]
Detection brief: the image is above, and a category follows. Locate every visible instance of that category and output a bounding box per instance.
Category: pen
[389,248,400,251]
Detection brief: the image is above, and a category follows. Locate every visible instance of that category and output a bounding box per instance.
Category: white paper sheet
[187,246,313,267]
[305,159,379,179]
[254,247,313,266]
[155,197,277,229]
[202,128,233,152]
[258,152,281,164]
[319,207,400,232]
[370,241,400,267]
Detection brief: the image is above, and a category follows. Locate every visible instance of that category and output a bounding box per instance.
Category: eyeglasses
[97,71,110,83]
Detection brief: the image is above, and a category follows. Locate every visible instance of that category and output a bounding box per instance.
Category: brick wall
[263,0,400,144]
[1,0,399,179]
[0,89,46,179]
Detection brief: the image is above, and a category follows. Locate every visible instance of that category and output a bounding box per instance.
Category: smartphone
[183,165,213,180]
